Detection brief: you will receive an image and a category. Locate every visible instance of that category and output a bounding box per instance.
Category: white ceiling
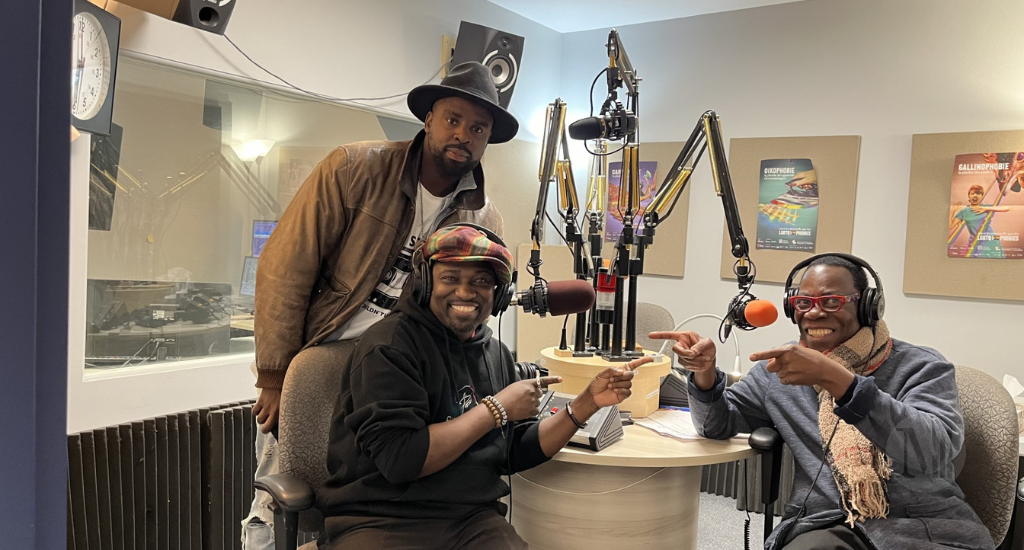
[487,0,810,33]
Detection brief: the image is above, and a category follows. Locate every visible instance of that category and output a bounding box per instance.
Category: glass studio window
[84,57,421,370]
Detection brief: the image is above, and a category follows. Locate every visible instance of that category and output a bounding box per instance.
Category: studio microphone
[568,110,637,141]
[510,279,596,317]
[723,295,778,340]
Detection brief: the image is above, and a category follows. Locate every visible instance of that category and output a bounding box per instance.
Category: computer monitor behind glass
[252,220,278,257]
[240,256,258,297]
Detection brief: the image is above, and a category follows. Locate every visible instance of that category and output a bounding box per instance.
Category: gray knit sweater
[689,339,994,550]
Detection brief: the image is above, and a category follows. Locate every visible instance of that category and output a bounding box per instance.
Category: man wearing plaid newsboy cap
[425,224,515,283]
[318,224,646,549]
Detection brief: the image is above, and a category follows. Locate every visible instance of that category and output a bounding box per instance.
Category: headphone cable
[498,310,515,524]
[793,418,841,523]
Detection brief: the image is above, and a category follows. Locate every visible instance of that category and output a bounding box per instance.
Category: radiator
[67,400,257,550]
[701,444,796,516]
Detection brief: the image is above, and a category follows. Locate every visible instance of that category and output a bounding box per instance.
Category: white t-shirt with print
[328,184,447,341]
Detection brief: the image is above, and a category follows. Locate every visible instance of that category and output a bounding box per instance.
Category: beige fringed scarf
[813,319,894,527]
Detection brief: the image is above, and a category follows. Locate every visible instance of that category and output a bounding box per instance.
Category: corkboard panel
[904,130,1024,300]
[600,141,692,278]
[514,244,578,363]
[719,136,861,283]
[480,139,541,251]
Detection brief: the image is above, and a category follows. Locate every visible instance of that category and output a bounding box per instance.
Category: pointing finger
[626,356,655,371]
[749,345,793,362]
[537,376,562,388]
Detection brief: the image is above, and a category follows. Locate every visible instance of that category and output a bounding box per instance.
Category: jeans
[241,419,278,550]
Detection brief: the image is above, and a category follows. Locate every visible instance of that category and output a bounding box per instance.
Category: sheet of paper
[634,409,703,440]
[635,409,750,442]
[1003,374,1024,397]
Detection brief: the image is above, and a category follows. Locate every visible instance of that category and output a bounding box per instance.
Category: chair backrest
[634,302,675,353]
[279,339,360,534]
[954,365,1019,546]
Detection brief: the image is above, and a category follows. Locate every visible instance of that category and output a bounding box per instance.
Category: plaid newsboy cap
[424,225,514,284]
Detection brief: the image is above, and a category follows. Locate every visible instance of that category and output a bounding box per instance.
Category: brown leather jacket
[253,132,503,389]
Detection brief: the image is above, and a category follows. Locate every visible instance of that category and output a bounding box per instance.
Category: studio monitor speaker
[172,0,234,35]
[116,0,234,34]
[450,21,524,110]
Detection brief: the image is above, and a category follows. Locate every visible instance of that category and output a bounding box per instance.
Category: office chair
[255,339,361,550]
[1012,479,1024,549]
[568,301,675,355]
[954,365,1019,546]
[751,365,1020,546]
[634,302,675,352]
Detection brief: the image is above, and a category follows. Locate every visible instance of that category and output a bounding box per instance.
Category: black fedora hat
[408,61,519,144]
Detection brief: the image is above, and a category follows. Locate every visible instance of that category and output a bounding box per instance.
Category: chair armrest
[749,427,784,506]
[254,473,315,513]
[749,427,785,542]
[749,426,784,454]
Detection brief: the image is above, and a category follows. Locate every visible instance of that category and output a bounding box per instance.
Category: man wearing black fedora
[241,61,519,548]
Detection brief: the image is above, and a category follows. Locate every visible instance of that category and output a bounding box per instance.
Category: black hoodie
[317,294,549,527]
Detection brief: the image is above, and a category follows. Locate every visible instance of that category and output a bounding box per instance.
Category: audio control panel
[539,391,623,451]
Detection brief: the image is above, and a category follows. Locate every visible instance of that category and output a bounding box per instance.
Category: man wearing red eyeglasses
[652,255,991,550]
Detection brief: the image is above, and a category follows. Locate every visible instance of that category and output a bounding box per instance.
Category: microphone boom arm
[704,112,749,262]
[638,110,757,343]
[607,29,638,99]
[529,99,595,354]
[643,111,750,283]
[533,100,567,251]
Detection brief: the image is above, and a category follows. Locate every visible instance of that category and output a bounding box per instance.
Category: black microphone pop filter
[546,279,596,316]
[568,117,604,141]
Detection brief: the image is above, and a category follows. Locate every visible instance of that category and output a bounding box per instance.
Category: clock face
[71,12,112,121]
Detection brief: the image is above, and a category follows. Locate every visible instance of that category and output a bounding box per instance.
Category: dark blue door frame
[0,0,72,547]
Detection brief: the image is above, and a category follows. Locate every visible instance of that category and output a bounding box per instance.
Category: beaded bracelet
[480,399,502,428]
[482,396,508,427]
[486,396,508,426]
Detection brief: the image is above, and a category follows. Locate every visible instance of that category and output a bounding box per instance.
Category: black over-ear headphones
[783,252,885,327]
[410,222,517,317]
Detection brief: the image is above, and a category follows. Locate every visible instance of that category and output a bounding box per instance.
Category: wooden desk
[540,347,671,417]
[511,425,754,550]
[230,315,255,332]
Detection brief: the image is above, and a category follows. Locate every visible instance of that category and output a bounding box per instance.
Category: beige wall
[560,0,1024,381]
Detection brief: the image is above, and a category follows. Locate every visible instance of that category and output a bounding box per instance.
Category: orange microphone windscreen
[743,299,779,327]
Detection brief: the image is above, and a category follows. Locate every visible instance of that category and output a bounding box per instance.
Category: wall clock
[72,0,121,136]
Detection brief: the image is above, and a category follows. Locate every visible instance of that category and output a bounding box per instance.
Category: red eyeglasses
[788,294,859,313]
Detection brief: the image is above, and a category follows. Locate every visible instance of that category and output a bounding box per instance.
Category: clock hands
[72,21,85,109]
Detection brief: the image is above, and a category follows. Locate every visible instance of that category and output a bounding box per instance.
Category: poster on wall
[947,152,1024,259]
[279,157,317,206]
[277,146,331,208]
[605,161,658,242]
[755,158,819,251]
